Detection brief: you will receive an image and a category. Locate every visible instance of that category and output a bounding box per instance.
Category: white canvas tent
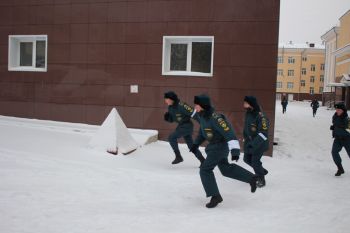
[89,108,139,155]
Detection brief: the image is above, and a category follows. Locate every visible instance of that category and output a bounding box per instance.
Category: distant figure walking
[311,99,319,117]
[330,103,350,176]
[281,96,288,114]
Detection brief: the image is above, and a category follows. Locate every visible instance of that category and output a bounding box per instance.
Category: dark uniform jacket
[331,112,350,139]
[243,110,269,154]
[166,101,197,134]
[166,101,196,124]
[194,109,236,147]
[311,100,319,110]
[281,99,288,107]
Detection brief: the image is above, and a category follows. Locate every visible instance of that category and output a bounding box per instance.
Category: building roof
[339,9,350,20]
[321,27,339,41]
[279,42,325,50]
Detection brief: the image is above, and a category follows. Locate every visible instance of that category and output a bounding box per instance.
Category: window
[277,56,283,64]
[301,68,306,75]
[300,80,305,87]
[310,64,316,72]
[276,82,282,88]
[320,75,324,82]
[310,87,314,94]
[162,36,214,76]
[319,87,323,93]
[302,56,307,62]
[310,76,315,83]
[287,82,293,89]
[277,69,283,76]
[287,70,294,76]
[8,35,47,72]
[288,57,295,64]
[320,64,325,70]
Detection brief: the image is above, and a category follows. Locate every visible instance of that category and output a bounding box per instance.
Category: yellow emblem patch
[262,118,268,130]
[204,128,213,139]
[219,120,230,131]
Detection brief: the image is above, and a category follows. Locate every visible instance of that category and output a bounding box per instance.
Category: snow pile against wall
[89,108,139,155]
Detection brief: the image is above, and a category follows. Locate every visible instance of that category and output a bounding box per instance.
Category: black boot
[250,176,258,193]
[335,164,345,176]
[256,176,266,188]
[263,168,269,175]
[172,150,183,164]
[206,195,223,208]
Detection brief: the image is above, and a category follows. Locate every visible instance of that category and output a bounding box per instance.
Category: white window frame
[301,68,306,75]
[287,82,293,89]
[310,76,315,83]
[300,80,305,87]
[277,69,283,76]
[276,81,282,88]
[320,75,324,82]
[277,56,283,64]
[162,36,214,77]
[8,35,48,72]
[288,56,295,64]
[287,70,294,76]
[310,87,314,94]
[310,64,316,72]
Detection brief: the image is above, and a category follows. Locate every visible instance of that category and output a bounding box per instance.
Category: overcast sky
[279,0,350,44]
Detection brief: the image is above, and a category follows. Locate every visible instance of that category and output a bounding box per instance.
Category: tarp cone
[89,108,138,155]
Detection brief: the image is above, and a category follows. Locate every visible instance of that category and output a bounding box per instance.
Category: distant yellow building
[322,10,350,109]
[276,42,325,101]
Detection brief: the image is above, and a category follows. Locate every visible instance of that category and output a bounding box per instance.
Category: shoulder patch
[261,117,268,130]
[182,102,193,112]
[219,120,230,131]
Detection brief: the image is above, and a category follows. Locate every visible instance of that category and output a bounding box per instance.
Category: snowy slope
[0,102,349,233]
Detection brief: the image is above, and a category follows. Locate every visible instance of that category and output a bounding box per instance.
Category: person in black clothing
[164,91,205,165]
[311,99,319,117]
[281,96,288,114]
[191,94,257,208]
[330,102,350,176]
[243,96,269,187]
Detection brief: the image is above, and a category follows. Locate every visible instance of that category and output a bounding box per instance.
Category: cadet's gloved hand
[190,144,199,154]
[164,112,171,122]
[231,149,240,161]
[330,125,334,130]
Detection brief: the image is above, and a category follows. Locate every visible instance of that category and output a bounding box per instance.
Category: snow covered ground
[0,102,349,233]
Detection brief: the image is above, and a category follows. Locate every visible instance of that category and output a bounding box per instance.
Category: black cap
[244,96,261,112]
[164,91,178,102]
[194,94,211,110]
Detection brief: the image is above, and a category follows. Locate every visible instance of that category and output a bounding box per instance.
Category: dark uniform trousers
[200,142,254,197]
[331,137,350,166]
[243,142,266,177]
[168,121,203,158]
